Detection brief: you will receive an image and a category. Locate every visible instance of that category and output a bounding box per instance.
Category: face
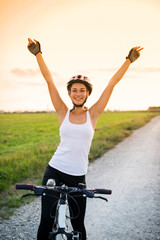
[69,83,89,105]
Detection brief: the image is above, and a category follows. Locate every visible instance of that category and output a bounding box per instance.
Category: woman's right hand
[27,38,42,56]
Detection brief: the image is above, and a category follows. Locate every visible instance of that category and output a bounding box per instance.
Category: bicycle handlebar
[93,188,112,195]
[15,184,35,190]
[15,184,112,200]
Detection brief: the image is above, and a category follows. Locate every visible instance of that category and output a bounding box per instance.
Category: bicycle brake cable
[65,193,81,220]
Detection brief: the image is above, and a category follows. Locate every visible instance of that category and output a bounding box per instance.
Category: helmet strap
[70,97,87,112]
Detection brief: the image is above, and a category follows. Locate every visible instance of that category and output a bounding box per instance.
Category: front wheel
[49,232,68,240]
[55,233,68,240]
[53,231,80,240]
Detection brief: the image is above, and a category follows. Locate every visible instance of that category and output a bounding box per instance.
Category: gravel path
[0,116,160,240]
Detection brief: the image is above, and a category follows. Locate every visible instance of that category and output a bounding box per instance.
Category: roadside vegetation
[0,111,159,219]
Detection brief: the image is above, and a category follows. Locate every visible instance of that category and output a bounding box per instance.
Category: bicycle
[15,179,112,240]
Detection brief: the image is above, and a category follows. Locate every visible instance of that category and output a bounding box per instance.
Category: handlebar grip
[94,188,112,195]
[15,184,35,191]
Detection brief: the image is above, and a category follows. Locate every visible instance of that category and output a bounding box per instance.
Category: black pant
[37,165,87,240]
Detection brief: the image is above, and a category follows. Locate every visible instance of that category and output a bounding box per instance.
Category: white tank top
[49,110,94,176]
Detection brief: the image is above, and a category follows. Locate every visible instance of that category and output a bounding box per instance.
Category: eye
[72,89,77,92]
[80,89,86,92]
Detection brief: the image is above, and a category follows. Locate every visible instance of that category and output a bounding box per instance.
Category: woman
[27,38,143,240]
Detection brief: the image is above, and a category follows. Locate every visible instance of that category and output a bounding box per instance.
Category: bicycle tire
[55,233,68,240]
[55,232,79,240]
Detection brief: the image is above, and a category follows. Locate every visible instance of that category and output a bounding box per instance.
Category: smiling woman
[27,37,143,240]
[67,75,92,111]
[69,82,88,108]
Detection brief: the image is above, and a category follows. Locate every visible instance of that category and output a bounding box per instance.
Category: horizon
[1,106,160,114]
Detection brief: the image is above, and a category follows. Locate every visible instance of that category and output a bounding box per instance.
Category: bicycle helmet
[67,75,93,95]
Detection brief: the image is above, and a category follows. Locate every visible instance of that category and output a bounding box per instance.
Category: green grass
[0,111,159,219]
[89,111,157,160]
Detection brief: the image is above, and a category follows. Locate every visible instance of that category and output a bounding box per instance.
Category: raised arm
[27,38,68,123]
[90,46,143,122]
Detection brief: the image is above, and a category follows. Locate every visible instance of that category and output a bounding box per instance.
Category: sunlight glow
[0,0,160,111]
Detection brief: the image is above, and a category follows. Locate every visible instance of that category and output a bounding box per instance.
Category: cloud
[96,67,160,73]
[134,67,160,73]
[79,67,160,75]
[11,66,160,79]
[10,68,40,77]
[10,68,67,88]
[10,68,66,81]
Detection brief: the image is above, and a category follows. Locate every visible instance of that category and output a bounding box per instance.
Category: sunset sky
[0,0,160,111]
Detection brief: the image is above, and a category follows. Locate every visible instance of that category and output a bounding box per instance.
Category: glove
[126,48,140,63]
[28,41,42,56]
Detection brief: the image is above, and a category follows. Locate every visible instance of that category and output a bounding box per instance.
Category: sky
[0,0,160,112]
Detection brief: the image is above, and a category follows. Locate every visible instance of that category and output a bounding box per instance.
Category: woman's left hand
[126,46,143,63]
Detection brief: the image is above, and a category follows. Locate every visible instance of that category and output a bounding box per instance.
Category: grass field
[0,111,159,219]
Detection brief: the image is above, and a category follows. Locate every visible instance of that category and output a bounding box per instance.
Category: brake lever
[21,193,36,199]
[94,196,108,202]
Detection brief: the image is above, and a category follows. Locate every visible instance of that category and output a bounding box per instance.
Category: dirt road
[86,116,160,240]
[1,116,160,240]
